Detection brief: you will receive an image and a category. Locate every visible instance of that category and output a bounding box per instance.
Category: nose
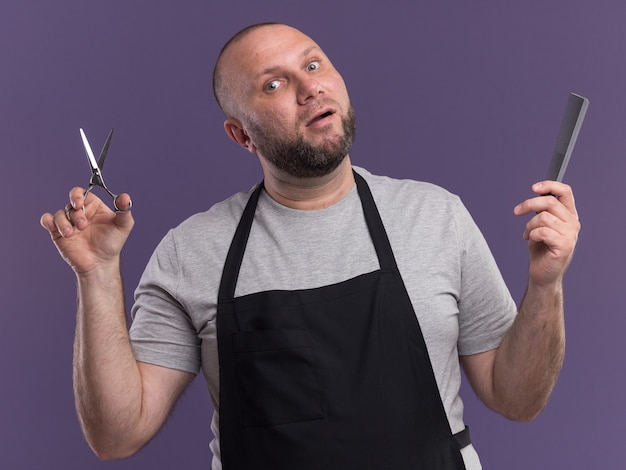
[297,76,323,105]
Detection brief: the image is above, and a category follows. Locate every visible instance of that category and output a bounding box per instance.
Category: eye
[265,79,281,92]
[306,61,320,72]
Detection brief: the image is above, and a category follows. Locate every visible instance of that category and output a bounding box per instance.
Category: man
[40,23,580,469]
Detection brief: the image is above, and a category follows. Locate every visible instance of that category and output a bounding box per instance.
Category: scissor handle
[113,195,132,213]
[84,184,128,213]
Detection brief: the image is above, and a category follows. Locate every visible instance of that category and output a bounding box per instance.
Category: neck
[260,156,355,210]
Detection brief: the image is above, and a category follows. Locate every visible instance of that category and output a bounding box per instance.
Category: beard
[249,102,356,179]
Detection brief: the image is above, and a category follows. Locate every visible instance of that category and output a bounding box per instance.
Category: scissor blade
[97,128,115,171]
[80,128,100,171]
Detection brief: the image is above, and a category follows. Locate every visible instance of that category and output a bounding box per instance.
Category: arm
[41,188,194,459]
[461,181,579,421]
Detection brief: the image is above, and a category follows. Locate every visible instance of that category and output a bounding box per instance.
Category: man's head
[212,23,356,178]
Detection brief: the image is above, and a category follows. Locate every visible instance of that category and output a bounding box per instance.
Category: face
[220,25,356,178]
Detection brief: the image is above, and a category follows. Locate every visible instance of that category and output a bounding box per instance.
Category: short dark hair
[212,22,281,115]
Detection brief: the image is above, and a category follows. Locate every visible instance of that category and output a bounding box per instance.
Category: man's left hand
[513,181,581,287]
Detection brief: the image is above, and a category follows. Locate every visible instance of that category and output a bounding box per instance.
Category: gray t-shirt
[130,166,517,469]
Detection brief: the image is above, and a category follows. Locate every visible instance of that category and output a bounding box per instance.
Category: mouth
[306,108,335,127]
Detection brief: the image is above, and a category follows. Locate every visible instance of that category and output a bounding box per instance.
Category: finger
[72,188,117,229]
[46,208,76,238]
[522,209,573,241]
[531,181,578,215]
[69,186,108,210]
[515,194,570,221]
[526,225,577,258]
[514,193,558,218]
[66,201,89,231]
[522,216,580,275]
[514,188,578,223]
[69,187,88,210]
[40,212,58,235]
[62,187,91,230]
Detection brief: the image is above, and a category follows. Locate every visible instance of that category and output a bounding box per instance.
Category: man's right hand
[40,187,134,274]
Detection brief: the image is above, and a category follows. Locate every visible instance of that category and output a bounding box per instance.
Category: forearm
[73,261,145,458]
[463,180,577,421]
[493,281,565,421]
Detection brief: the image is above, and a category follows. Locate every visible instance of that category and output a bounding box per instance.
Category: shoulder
[354,166,457,199]
[148,184,259,265]
[171,184,259,240]
[352,166,465,219]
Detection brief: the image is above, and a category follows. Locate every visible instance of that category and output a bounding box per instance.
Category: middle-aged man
[41,22,580,470]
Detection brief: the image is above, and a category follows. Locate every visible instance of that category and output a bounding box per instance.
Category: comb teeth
[546,93,589,182]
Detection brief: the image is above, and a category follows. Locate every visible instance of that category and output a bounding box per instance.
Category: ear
[224,118,257,154]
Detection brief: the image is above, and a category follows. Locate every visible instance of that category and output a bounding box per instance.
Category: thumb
[113,193,135,227]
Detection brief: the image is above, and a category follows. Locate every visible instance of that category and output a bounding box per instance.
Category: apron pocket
[232,329,324,427]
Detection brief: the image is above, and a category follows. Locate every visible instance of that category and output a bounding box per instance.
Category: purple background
[2,1,624,468]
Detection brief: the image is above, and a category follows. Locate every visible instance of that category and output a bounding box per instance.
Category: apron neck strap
[352,170,398,272]
[218,170,399,302]
[218,181,264,302]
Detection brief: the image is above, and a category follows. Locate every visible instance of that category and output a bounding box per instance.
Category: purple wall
[3,1,625,467]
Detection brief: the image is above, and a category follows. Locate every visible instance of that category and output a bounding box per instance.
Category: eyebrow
[256,45,320,79]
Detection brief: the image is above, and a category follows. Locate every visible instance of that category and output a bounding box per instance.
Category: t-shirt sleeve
[453,198,518,356]
[129,230,202,374]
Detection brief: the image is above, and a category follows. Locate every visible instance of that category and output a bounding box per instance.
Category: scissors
[79,127,128,212]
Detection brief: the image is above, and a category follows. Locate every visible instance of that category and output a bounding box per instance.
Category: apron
[217,171,467,469]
